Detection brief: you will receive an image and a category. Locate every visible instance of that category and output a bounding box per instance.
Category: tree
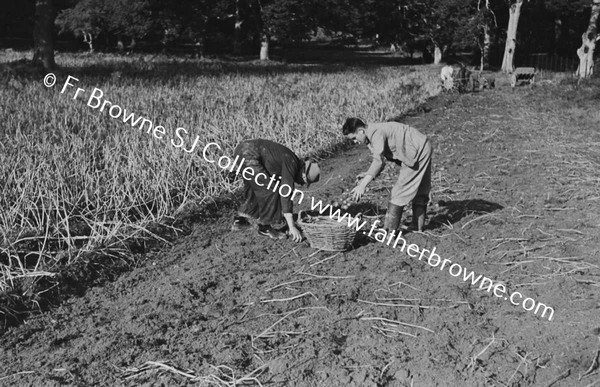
[543,0,588,56]
[2,0,36,39]
[33,0,56,69]
[406,0,473,64]
[456,0,498,70]
[501,0,525,73]
[576,0,600,78]
[256,0,318,60]
[104,0,153,49]
[256,0,272,60]
[57,0,155,52]
[56,0,104,52]
[309,0,362,40]
[478,0,498,70]
[348,0,404,44]
[233,0,244,55]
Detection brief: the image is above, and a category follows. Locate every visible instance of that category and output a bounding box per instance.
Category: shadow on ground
[428,199,504,230]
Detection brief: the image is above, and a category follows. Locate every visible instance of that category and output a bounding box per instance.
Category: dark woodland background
[0,0,597,71]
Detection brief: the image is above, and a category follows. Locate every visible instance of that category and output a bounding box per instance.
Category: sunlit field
[0,51,441,312]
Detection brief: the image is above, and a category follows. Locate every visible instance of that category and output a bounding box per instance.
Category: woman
[341,117,432,233]
[231,139,320,241]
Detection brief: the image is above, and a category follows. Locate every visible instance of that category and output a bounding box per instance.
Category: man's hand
[351,174,373,201]
[350,184,367,202]
[288,225,303,243]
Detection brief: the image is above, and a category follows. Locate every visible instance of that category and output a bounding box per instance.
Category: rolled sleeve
[280,195,293,214]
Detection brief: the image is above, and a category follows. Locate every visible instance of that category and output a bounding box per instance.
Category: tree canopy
[2,0,596,70]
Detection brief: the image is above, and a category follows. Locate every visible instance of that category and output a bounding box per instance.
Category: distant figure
[440,65,454,90]
[390,43,397,53]
[455,64,472,93]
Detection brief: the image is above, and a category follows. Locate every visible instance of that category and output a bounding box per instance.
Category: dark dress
[233,139,304,225]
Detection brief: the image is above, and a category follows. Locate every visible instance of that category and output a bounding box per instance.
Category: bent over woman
[232,139,320,241]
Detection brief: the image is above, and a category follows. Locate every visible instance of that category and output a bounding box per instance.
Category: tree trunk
[481,24,491,71]
[32,0,56,70]
[83,32,94,53]
[501,0,523,73]
[433,44,442,65]
[479,42,485,72]
[233,0,243,55]
[260,33,269,60]
[554,17,562,55]
[196,35,205,58]
[576,0,600,79]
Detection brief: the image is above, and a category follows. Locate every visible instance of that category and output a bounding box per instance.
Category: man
[341,118,432,233]
[232,139,320,241]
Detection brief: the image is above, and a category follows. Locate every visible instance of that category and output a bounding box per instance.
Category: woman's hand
[288,225,303,243]
[283,213,303,243]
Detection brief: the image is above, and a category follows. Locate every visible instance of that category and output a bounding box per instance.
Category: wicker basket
[298,211,358,251]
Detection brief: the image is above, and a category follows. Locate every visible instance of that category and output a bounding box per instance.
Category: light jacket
[364,122,429,178]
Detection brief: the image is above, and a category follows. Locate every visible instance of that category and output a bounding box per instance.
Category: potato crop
[331,189,357,210]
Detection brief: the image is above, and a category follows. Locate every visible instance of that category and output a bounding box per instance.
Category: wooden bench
[511,67,536,87]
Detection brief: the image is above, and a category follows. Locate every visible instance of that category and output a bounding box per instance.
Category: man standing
[232,139,320,241]
[342,118,432,233]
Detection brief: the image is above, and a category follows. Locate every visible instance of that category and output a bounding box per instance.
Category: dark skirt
[234,142,283,225]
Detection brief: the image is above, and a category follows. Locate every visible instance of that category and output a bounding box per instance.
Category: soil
[1,74,599,387]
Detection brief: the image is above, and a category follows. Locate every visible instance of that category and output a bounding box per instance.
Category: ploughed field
[0,51,439,323]
[1,52,599,386]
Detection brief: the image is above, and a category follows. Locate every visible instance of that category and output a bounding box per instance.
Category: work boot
[383,202,404,234]
[411,204,427,232]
